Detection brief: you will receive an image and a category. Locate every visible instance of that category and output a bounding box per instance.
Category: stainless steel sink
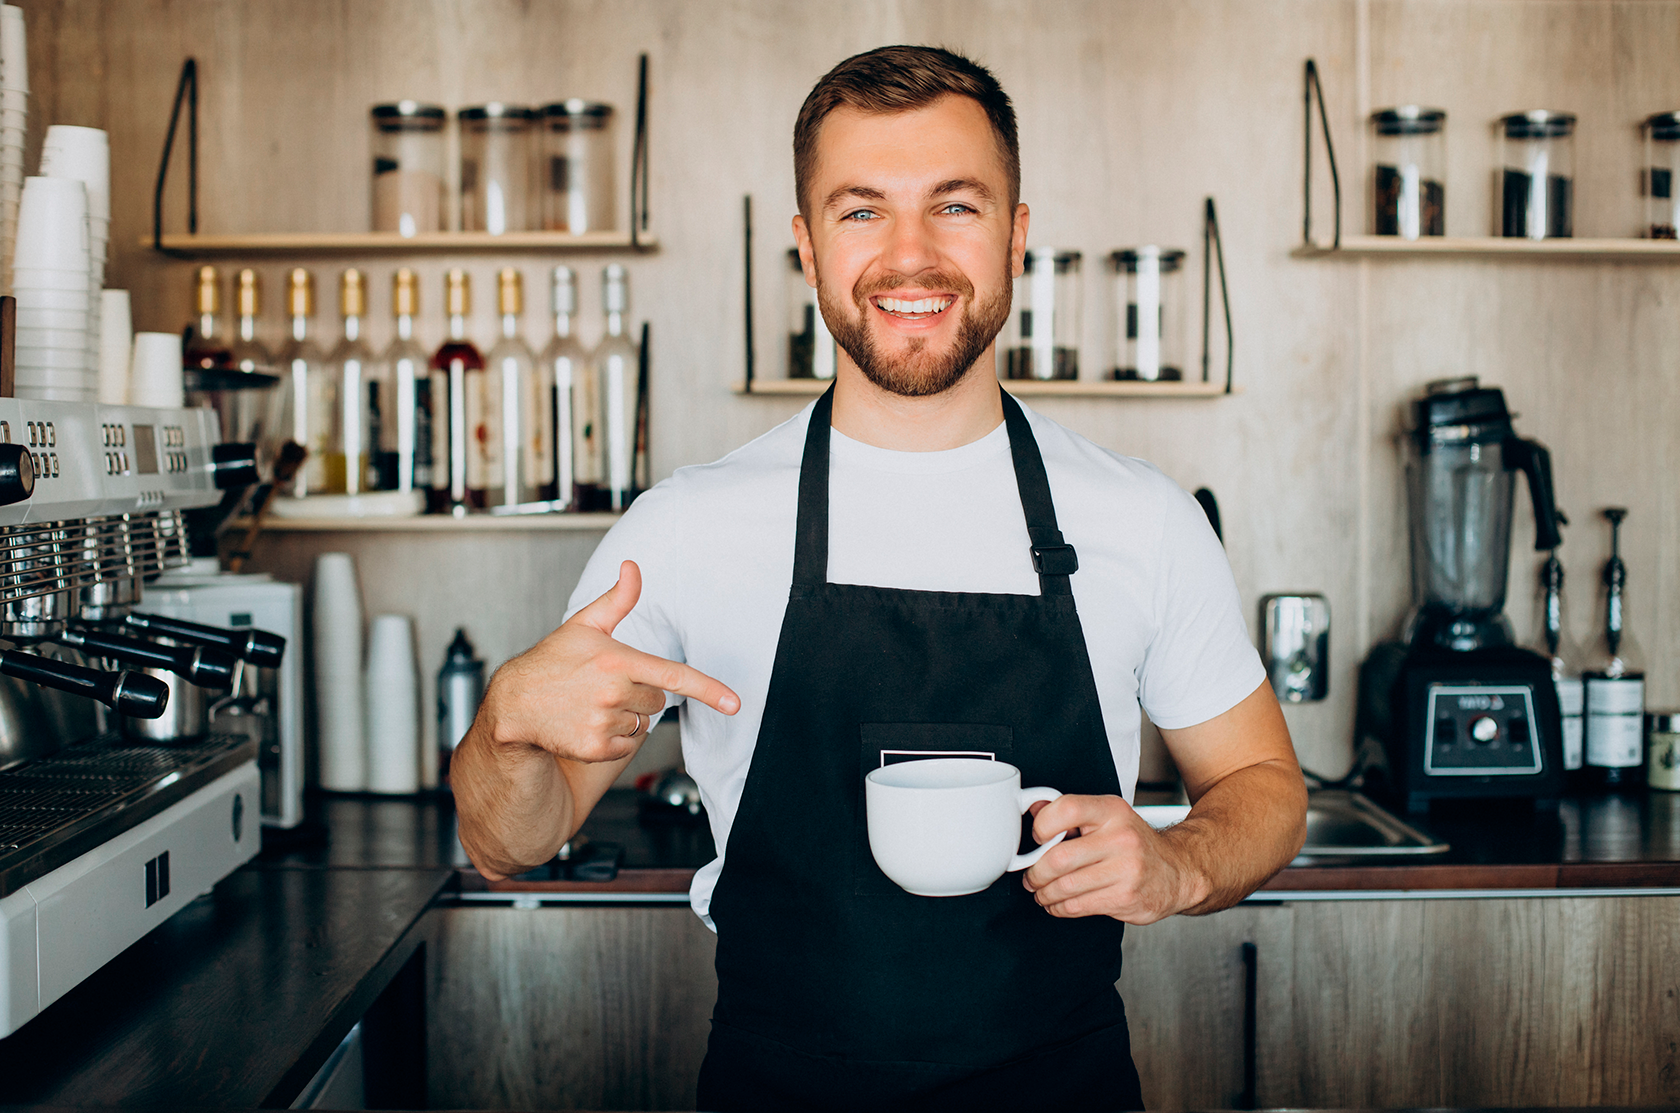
[1134,789,1449,864]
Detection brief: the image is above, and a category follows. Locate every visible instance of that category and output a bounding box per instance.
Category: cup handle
[1007,786,1065,872]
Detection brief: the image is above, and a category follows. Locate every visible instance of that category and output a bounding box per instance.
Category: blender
[1361,377,1567,812]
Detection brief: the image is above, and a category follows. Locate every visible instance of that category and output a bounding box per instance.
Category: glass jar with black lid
[459,103,535,234]
[1498,110,1576,239]
[541,100,617,233]
[1108,247,1185,382]
[1642,111,1680,239]
[1371,106,1446,238]
[1003,248,1081,381]
[370,101,446,236]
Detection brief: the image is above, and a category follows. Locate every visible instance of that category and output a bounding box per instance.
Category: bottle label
[1556,678,1584,771]
[1586,677,1644,768]
[1650,731,1680,791]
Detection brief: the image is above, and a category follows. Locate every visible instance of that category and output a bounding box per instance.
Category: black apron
[699,386,1144,1112]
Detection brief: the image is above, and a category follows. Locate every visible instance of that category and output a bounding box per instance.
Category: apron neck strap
[792,383,1078,595]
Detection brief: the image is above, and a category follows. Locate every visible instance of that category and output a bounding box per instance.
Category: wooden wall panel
[7,0,1677,782]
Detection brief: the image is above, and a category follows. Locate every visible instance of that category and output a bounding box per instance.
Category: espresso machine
[1361,378,1566,813]
[0,387,289,1038]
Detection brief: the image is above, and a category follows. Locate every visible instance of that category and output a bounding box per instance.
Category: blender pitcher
[1405,378,1562,650]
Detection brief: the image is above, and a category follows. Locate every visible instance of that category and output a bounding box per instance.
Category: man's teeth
[876,296,954,315]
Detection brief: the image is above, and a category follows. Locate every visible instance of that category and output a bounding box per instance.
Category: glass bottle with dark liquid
[429,269,486,514]
[1582,508,1645,791]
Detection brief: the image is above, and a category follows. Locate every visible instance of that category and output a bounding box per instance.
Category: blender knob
[1469,716,1500,744]
[0,442,35,505]
[210,442,260,489]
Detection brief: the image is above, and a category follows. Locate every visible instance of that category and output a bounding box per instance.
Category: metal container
[437,628,484,779]
[121,664,207,741]
[1648,712,1680,791]
[1262,593,1330,702]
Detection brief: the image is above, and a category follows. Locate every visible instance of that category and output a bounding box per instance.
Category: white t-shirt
[564,399,1265,925]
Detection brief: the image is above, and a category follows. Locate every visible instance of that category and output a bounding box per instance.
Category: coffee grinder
[1361,378,1566,813]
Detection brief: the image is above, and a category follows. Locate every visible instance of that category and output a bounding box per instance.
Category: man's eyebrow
[928,178,994,201]
[823,184,886,211]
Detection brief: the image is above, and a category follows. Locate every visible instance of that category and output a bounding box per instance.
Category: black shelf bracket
[1203,196,1234,393]
[629,51,651,248]
[1302,58,1342,250]
[151,57,198,259]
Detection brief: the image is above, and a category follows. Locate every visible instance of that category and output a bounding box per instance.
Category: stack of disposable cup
[128,331,181,408]
[314,552,368,793]
[39,125,109,375]
[98,289,131,403]
[12,176,92,401]
[0,6,28,296]
[365,614,420,795]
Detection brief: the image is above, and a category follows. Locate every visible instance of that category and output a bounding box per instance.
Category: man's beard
[818,267,1011,398]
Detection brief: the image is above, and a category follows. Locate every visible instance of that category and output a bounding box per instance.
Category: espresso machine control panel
[1421,683,1544,776]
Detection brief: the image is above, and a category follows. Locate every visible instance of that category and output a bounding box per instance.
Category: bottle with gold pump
[592,263,641,510]
[227,268,279,461]
[378,268,432,493]
[275,268,336,496]
[326,269,378,494]
[428,269,486,513]
[485,268,550,506]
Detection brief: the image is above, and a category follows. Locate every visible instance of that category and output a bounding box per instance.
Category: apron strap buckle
[1031,542,1079,577]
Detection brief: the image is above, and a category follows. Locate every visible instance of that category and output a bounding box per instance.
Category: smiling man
[452,45,1306,1112]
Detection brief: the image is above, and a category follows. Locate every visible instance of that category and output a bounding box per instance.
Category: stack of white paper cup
[0,6,27,296]
[365,614,420,795]
[98,289,131,403]
[313,552,368,793]
[128,331,182,408]
[12,176,92,401]
[39,125,109,375]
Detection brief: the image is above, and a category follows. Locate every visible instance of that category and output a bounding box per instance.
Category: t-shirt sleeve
[1136,483,1266,730]
[563,482,689,708]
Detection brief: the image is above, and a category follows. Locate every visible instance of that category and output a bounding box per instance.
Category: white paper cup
[13,283,89,307]
[39,125,107,220]
[17,386,93,403]
[15,351,91,373]
[96,289,131,404]
[16,311,86,334]
[12,266,90,293]
[12,176,87,272]
[16,322,88,347]
[364,614,420,795]
[1,8,26,94]
[129,331,184,408]
[314,553,368,792]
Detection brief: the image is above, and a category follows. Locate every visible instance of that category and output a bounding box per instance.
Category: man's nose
[882,212,940,277]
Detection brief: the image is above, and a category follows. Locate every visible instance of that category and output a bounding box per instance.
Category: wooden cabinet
[1123,895,1680,1109]
[425,895,1680,1110]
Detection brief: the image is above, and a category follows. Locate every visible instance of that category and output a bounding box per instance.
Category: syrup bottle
[1582,508,1646,791]
[429,269,486,514]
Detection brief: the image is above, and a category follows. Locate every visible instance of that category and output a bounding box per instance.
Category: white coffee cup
[865,757,1066,897]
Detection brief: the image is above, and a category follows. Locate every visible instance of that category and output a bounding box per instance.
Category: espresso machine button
[0,442,35,506]
[1469,715,1500,744]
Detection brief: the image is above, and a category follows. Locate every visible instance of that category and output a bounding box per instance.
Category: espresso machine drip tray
[0,732,257,897]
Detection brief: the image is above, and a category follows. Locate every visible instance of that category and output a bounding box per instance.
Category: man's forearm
[1161,758,1307,916]
[451,725,579,881]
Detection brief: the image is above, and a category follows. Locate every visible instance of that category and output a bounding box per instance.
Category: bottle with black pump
[1582,508,1645,791]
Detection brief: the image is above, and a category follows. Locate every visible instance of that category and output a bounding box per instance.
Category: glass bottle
[379,268,433,495]
[275,269,335,497]
[184,265,233,374]
[325,268,378,494]
[593,264,641,511]
[1583,508,1646,791]
[541,265,592,509]
[228,268,278,466]
[485,268,550,506]
[429,269,486,514]
[1533,548,1586,784]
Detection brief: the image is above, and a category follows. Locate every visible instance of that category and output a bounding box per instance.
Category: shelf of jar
[1293,235,1680,260]
[732,378,1233,398]
[140,231,657,256]
[227,511,622,532]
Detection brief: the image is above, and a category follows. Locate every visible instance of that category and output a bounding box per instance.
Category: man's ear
[793,214,818,289]
[1010,203,1030,278]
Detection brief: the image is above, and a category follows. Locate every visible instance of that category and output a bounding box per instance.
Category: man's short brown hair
[793,45,1020,217]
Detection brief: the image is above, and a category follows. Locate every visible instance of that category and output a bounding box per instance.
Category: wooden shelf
[231,511,622,532]
[1293,235,1680,260]
[141,231,657,256]
[733,378,1233,398]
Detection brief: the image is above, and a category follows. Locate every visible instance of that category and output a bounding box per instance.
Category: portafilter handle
[122,612,286,669]
[0,649,169,718]
[57,628,238,689]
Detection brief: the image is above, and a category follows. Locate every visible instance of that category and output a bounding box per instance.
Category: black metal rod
[743,194,755,392]
[1203,197,1234,393]
[152,58,198,257]
[1240,940,1259,1109]
[634,320,650,494]
[630,52,649,246]
[1302,59,1342,249]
